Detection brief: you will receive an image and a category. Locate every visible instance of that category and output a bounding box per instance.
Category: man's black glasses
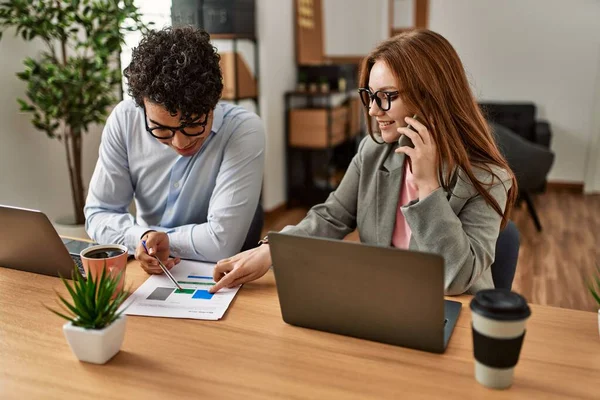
[143,108,209,140]
[358,88,400,112]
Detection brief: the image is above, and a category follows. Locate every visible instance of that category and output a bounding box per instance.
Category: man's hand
[135,231,180,274]
[209,245,272,293]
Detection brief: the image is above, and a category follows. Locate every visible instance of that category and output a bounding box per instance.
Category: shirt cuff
[167,225,195,258]
[401,187,452,232]
[124,225,152,252]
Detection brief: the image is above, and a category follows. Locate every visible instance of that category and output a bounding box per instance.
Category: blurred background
[0,0,598,311]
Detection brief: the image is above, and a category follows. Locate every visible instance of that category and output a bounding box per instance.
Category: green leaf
[62,275,93,322]
[45,305,76,323]
[17,98,34,112]
[3,0,149,227]
[588,281,600,306]
[47,262,128,329]
[587,263,600,307]
[57,293,81,317]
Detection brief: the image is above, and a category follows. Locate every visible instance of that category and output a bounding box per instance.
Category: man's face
[143,100,213,157]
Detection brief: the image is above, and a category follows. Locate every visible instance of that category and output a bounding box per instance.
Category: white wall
[256,0,296,210]
[323,0,387,57]
[428,0,600,183]
[392,0,415,28]
[0,30,102,221]
[584,43,600,193]
[121,0,171,99]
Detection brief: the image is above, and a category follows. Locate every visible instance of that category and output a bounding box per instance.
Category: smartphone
[398,114,419,148]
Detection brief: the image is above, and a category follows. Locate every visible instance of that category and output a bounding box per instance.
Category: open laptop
[0,205,95,278]
[269,232,462,354]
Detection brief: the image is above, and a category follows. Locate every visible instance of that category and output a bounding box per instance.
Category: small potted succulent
[47,264,129,364]
[587,263,600,337]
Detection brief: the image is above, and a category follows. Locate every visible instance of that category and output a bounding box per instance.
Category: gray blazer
[283,136,512,295]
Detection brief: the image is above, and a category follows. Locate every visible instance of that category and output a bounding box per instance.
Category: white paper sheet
[121,260,239,320]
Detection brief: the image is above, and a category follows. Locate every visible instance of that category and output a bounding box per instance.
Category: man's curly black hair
[124,26,223,123]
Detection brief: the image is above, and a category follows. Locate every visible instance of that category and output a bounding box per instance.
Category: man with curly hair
[84,27,265,273]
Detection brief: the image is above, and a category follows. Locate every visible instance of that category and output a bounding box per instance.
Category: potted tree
[47,264,129,364]
[0,0,148,225]
[587,263,600,337]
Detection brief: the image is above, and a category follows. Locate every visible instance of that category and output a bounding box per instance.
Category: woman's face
[367,60,411,144]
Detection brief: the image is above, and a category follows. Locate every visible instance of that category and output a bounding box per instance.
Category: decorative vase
[63,315,127,364]
[338,77,347,92]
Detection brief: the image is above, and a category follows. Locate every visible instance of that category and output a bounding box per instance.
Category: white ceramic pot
[63,315,126,364]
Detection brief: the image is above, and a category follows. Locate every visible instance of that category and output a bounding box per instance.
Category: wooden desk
[1,263,599,399]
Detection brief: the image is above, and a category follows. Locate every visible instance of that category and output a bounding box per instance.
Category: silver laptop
[269,232,462,354]
[0,205,94,278]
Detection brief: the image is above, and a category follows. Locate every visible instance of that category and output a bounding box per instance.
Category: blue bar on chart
[188,275,213,280]
[192,290,214,300]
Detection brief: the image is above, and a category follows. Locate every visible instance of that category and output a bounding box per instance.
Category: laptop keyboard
[70,255,86,277]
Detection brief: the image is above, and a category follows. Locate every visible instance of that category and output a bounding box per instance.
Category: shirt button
[173,182,180,189]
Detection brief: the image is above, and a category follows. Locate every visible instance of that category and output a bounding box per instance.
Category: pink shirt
[391,161,419,249]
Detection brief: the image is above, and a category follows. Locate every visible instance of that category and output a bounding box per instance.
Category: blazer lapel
[376,144,406,246]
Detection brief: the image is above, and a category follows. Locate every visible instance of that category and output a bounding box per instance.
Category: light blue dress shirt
[84,99,265,262]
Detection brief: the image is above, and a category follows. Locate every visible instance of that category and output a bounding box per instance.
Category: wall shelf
[285,90,364,208]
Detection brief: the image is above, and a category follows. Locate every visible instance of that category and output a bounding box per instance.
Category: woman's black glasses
[358,88,400,111]
[143,108,209,140]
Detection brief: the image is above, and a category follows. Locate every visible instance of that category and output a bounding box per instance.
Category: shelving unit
[213,34,260,115]
[171,1,259,115]
[285,90,363,208]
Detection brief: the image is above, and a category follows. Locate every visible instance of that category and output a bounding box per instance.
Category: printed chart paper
[122,260,239,320]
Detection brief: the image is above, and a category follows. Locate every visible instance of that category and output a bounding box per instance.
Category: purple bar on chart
[192,290,214,300]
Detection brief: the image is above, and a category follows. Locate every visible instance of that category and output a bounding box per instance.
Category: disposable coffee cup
[470,289,531,389]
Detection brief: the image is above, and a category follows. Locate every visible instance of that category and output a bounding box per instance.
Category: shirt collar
[210,103,224,134]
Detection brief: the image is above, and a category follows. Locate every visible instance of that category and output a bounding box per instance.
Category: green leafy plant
[0,0,149,224]
[298,71,307,83]
[47,263,128,330]
[588,263,600,307]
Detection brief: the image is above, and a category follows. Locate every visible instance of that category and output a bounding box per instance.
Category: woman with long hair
[209,29,517,295]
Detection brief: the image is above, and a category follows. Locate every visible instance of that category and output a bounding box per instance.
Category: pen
[142,240,183,291]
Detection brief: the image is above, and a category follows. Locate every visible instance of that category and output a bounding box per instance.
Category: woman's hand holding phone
[395,115,440,199]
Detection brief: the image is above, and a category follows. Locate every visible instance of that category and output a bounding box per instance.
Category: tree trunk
[59,29,85,225]
[64,126,85,225]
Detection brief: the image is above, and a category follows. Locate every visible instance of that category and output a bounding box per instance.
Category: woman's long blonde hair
[359,29,517,228]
